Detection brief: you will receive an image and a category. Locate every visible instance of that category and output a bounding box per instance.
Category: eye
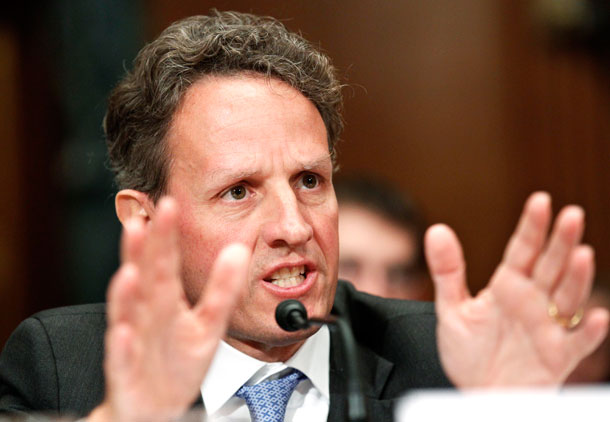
[300,173,319,189]
[221,184,248,201]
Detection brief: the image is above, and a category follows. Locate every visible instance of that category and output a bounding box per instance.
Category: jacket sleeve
[0,316,60,415]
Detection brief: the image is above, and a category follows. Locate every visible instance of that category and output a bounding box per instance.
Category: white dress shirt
[202,326,330,422]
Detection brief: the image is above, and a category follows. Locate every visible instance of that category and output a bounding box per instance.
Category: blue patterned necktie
[235,369,305,422]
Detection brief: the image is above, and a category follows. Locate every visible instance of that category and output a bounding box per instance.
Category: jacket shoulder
[0,304,107,416]
[31,303,107,320]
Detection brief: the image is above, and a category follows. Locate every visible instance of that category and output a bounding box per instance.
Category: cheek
[314,223,339,317]
[323,228,339,274]
[176,213,248,304]
[178,227,218,304]
[320,206,339,262]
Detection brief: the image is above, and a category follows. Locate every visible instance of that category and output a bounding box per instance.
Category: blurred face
[165,75,339,360]
[338,204,430,301]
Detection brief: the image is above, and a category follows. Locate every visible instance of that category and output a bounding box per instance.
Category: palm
[426,193,609,388]
[99,198,250,421]
[112,309,213,416]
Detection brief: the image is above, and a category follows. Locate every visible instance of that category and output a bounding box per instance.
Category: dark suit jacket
[0,281,451,420]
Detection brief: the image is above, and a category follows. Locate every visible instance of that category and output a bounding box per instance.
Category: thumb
[425,224,471,309]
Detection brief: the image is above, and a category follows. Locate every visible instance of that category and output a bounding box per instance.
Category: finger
[532,206,584,292]
[566,307,609,368]
[551,245,595,318]
[139,197,182,305]
[424,224,470,309]
[105,323,135,381]
[103,322,141,420]
[120,217,147,264]
[106,263,140,326]
[502,192,551,274]
[194,243,251,335]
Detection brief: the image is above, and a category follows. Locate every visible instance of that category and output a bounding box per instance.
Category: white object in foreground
[396,386,610,422]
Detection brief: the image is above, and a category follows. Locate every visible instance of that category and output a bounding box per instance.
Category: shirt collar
[286,325,329,399]
[201,325,330,415]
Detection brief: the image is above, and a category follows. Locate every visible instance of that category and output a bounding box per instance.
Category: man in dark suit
[1,10,607,422]
[0,282,450,420]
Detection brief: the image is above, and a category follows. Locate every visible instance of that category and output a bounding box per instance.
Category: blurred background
[1,0,609,346]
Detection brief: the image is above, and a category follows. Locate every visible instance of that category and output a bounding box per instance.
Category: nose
[261,187,313,248]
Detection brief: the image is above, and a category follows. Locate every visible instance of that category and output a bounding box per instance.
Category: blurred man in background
[335,176,432,301]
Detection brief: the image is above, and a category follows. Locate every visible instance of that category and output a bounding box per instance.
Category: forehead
[166,74,330,175]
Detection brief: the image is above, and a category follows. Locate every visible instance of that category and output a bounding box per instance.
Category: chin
[272,325,320,345]
[227,324,319,351]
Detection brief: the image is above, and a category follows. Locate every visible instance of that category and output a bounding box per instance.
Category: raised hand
[425,192,609,388]
[90,197,250,421]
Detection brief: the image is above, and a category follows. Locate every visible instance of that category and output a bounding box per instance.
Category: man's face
[338,204,430,300]
[165,75,339,358]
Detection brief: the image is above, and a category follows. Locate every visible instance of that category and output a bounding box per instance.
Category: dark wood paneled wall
[501,2,610,282]
[0,26,26,344]
[149,1,610,290]
[2,1,608,344]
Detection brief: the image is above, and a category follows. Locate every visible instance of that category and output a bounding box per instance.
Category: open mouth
[263,265,306,288]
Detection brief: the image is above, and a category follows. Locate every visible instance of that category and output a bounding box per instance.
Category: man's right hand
[88,197,250,422]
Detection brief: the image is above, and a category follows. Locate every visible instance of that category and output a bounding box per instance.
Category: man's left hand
[425,192,609,387]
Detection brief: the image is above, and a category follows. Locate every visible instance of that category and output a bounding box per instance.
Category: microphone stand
[276,300,368,422]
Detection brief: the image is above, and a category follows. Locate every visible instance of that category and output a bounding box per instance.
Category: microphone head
[275,299,309,332]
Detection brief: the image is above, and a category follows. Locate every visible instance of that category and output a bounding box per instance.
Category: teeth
[268,266,306,287]
[269,265,304,280]
[271,276,304,288]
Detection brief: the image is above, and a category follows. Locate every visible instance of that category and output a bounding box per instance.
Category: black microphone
[275,299,310,331]
[275,299,367,422]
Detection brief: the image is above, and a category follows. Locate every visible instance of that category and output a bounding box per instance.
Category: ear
[115,189,154,227]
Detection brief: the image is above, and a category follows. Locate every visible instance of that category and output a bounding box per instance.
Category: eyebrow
[207,154,333,185]
[301,155,333,171]
[206,168,259,186]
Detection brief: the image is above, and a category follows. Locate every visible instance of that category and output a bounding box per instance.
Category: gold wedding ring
[547,301,584,329]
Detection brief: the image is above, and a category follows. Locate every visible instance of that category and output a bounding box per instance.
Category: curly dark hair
[104,10,344,201]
